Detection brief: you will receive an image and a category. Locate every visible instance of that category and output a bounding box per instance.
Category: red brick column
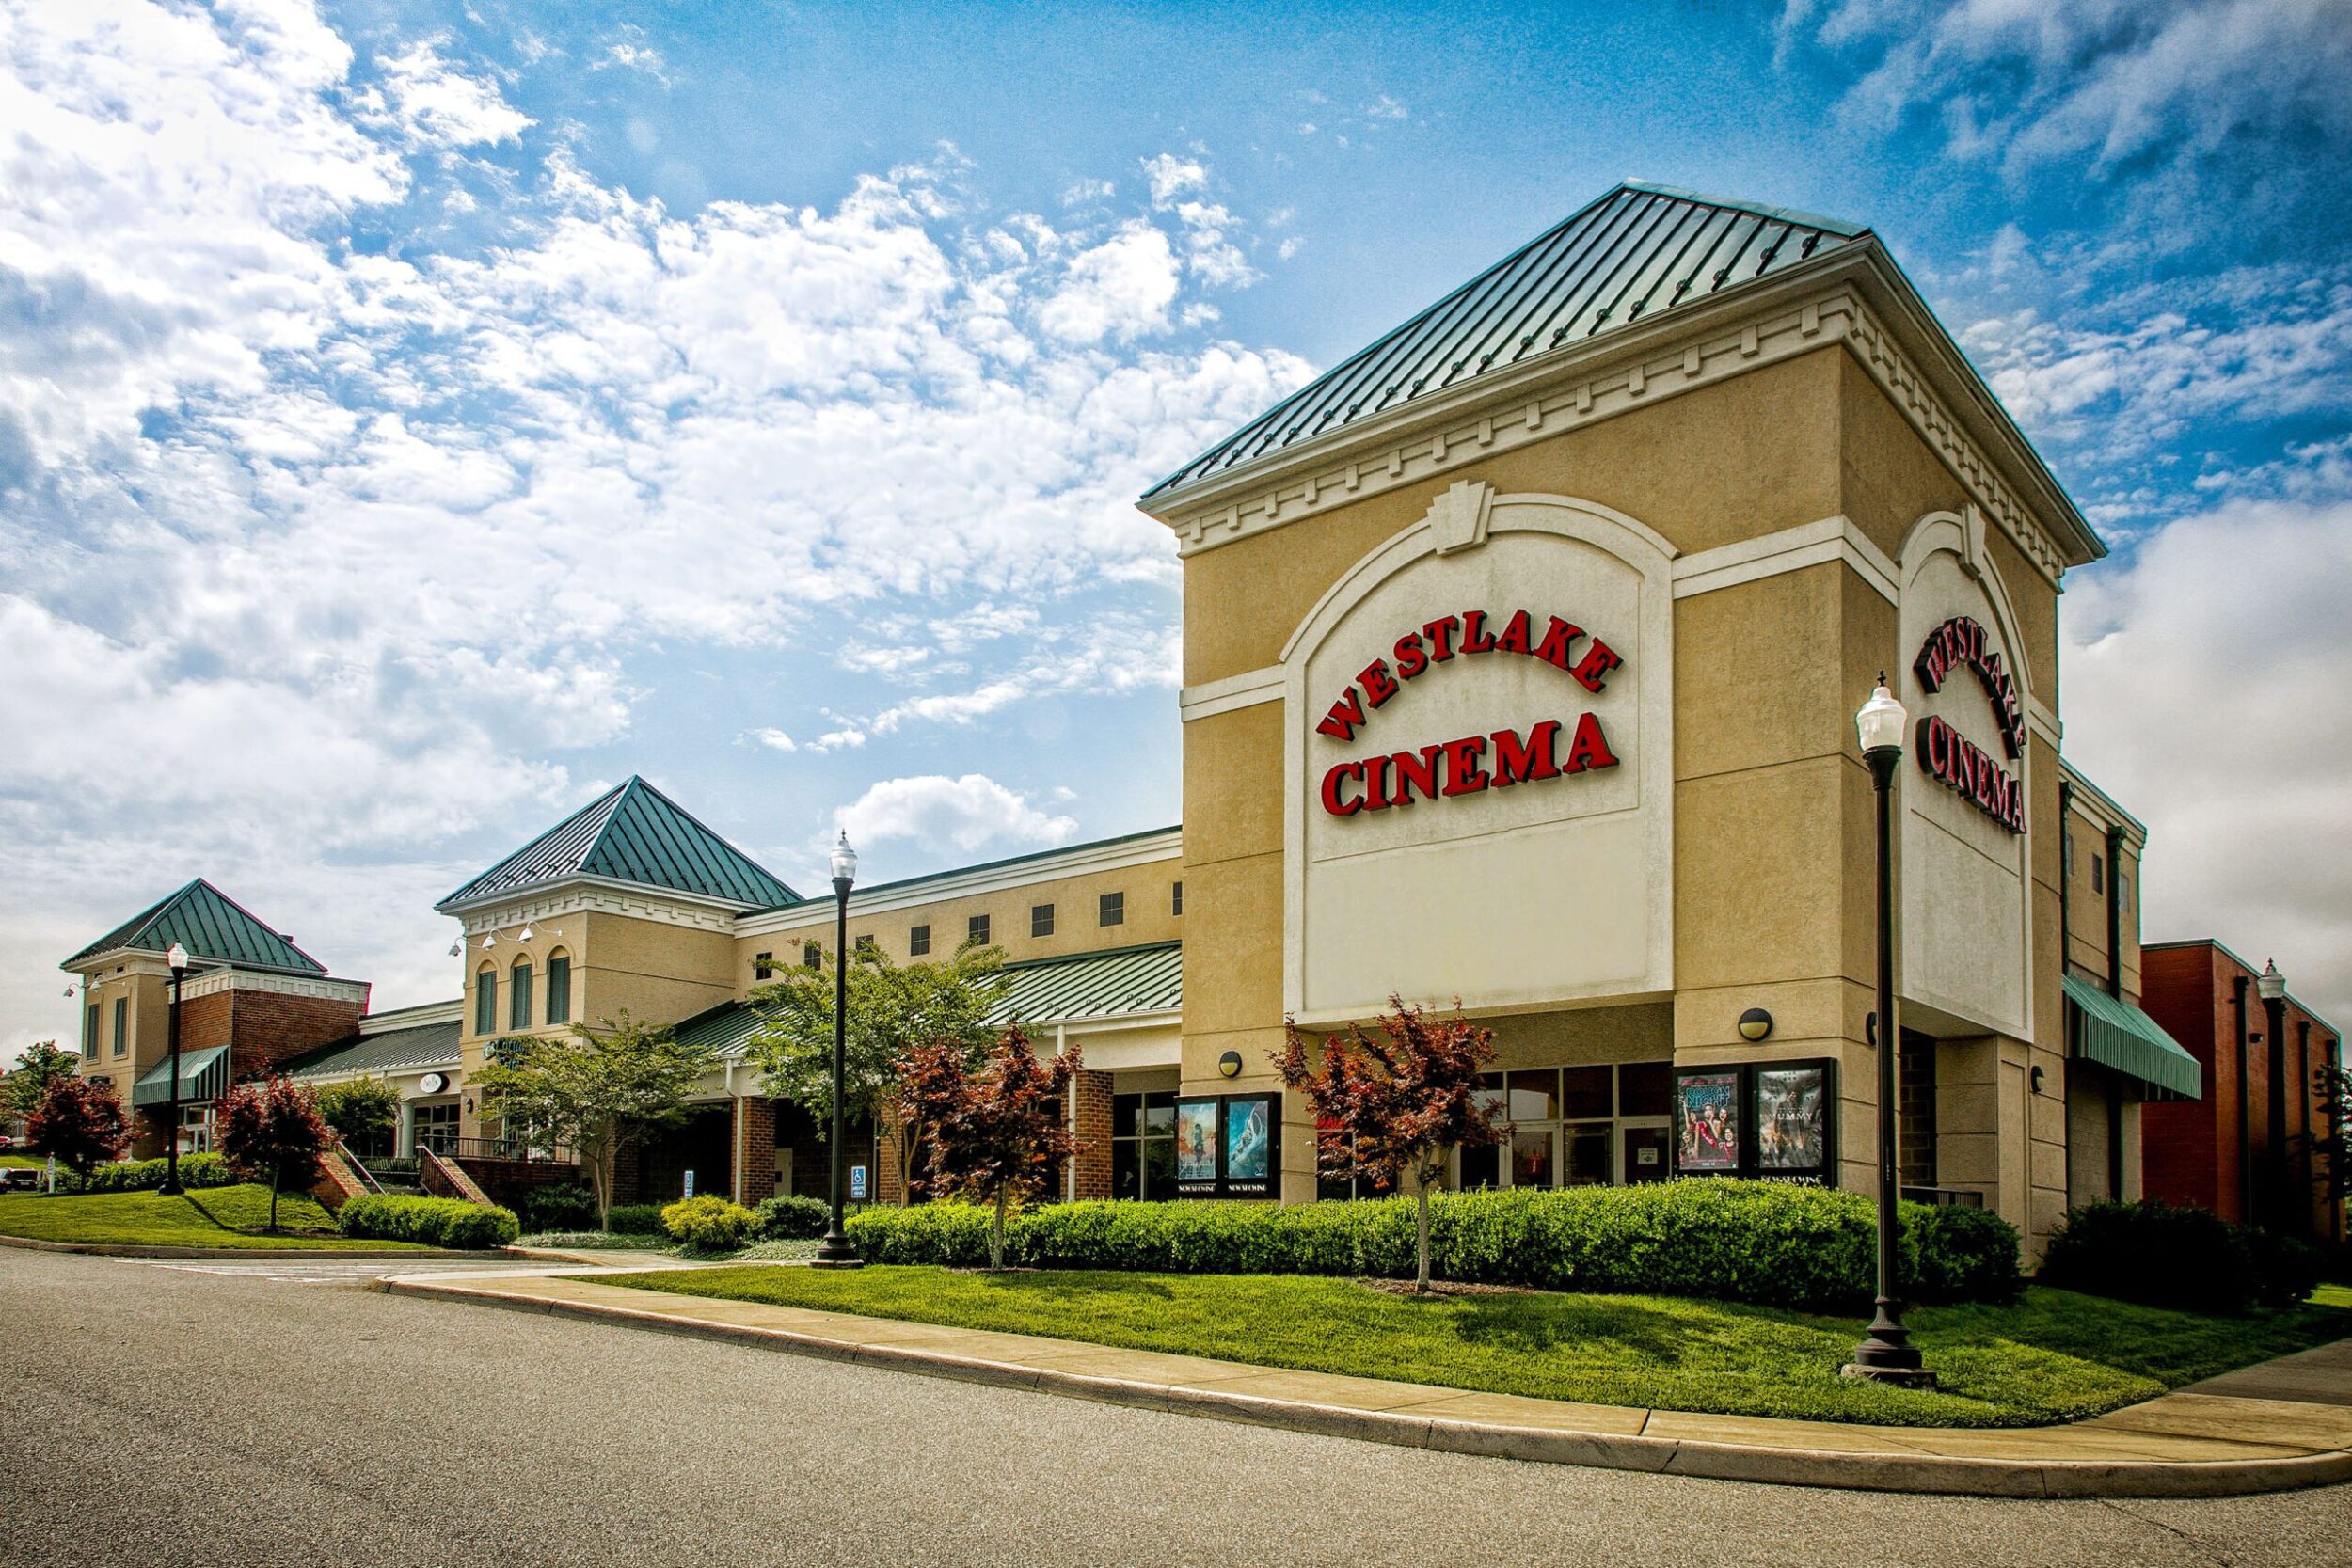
[1071,1069,1115,1201]
[877,1116,910,1205]
[734,1096,778,1205]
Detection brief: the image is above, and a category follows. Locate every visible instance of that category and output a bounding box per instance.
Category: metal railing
[334,1138,385,1196]
[445,1134,578,1165]
[1899,1184,1986,1208]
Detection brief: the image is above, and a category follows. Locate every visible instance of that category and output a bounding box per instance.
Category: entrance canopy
[2064,976,2201,1100]
[130,1046,230,1108]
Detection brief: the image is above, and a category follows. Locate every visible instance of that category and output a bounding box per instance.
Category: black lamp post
[2257,958,2289,1234]
[1844,676,1933,1388]
[157,942,191,1196]
[814,832,865,1268]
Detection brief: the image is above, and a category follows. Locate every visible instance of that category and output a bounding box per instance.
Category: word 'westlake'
[1316,606,1623,817]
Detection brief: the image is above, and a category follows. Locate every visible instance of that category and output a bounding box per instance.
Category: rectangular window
[510,963,532,1030]
[2119,872,2132,912]
[546,955,571,1024]
[968,912,991,946]
[1030,903,1055,938]
[475,971,497,1036]
[803,942,822,969]
[754,950,774,981]
[85,1003,99,1059]
[855,934,878,958]
[908,924,930,957]
[2091,854,2106,895]
[1099,891,1124,927]
[410,1101,460,1156]
[1111,1089,1178,1201]
[1171,880,1184,916]
[113,996,127,1058]
[2062,829,2074,878]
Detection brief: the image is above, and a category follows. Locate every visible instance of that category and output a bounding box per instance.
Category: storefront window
[1506,1069,1559,1121]
[1462,1061,1674,1193]
[410,1102,460,1155]
[1510,1126,1554,1187]
[1111,1090,1177,1200]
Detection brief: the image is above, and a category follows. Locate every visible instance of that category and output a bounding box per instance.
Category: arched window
[510,958,533,1030]
[545,951,571,1025]
[474,966,498,1037]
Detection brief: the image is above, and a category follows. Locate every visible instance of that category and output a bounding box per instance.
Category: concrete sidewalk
[382,1267,2352,1499]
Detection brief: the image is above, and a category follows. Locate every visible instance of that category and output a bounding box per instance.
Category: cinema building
[61,183,2204,1261]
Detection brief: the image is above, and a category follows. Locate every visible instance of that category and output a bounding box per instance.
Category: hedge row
[338,1194,519,1249]
[845,1181,2023,1310]
[62,1153,240,1193]
[2040,1199,2324,1312]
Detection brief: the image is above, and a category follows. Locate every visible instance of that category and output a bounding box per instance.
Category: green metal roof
[842,824,1181,901]
[130,1045,230,1108]
[707,941,1182,1061]
[992,941,1182,1026]
[65,879,326,974]
[2065,974,2202,1100]
[1146,182,1867,497]
[437,776,801,911]
[281,1019,461,1080]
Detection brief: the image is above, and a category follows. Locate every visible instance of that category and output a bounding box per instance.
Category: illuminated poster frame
[1672,1059,1837,1185]
[1173,1092,1283,1199]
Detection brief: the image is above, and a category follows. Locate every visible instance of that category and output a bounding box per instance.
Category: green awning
[2064,975,2201,1100]
[130,1046,230,1108]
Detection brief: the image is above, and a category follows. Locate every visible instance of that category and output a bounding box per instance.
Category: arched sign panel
[1283,486,1674,1023]
[1899,509,2034,1040]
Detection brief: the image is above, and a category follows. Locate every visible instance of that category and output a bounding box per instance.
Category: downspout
[2057,782,2074,1206]
[2104,826,2125,1000]
[2233,974,2253,1223]
[2296,1021,2314,1236]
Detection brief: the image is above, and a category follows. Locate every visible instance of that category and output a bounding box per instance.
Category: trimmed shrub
[605,1204,666,1235]
[338,1194,519,1249]
[516,1183,598,1234]
[841,1181,2023,1309]
[753,1194,830,1241]
[63,1153,239,1194]
[2038,1199,2320,1313]
[662,1195,756,1252]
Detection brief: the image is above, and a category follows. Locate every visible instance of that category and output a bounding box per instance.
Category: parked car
[0,1165,45,1192]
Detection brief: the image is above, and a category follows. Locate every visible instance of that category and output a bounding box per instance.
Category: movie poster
[1756,1066,1828,1172]
[1675,1071,1740,1172]
[1224,1096,1271,1183]
[1175,1099,1219,1186]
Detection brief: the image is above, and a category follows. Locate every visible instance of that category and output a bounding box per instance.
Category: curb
[381,1275,2352,1498]
[0,1232,485,1261]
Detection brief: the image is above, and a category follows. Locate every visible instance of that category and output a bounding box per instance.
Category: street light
[158,942,191,1196]
[814,832,865,1268]
[1844,677,1933,1388]
[2257,959,2290,1233]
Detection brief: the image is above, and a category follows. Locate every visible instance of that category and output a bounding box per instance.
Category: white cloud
[375,38,532,149]
[595,28,671,86]
[1364,94,1406,120]
[834,773,1078,859]
[1036,220,1183,342]
[1060,178,1115,206]
[2061,497,2352,1027]
[1140,152,1208,207]
[746,727,797,752]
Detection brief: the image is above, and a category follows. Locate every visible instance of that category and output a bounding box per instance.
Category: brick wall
[1071,1070,1114,1200]
[733,1096,778,1205]
[224,990,365,1079]
[179,990,235,1053]
[1896,1034,1936,1189]
[2140,944,2235,1219]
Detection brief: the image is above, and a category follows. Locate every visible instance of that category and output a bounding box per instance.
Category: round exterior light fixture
[2257,959,2286,1004]
[1854,674,1908,757]
[1737,1007,1773,1042]
[166,942,190,972]
[1217,1050,1244,1079]
[829,831,858,887]
[419,1072,448,1095]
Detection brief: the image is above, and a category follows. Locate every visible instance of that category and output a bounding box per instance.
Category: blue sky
[4,0,2349,1051]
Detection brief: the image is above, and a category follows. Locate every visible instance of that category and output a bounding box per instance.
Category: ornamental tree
[313,1076,400,1154]
[471,1012,715,1229]
[1276,996,1505,1291]
[750,937,1010,1204]
[3,1040,79,1121]
[2308,1060,2352,1204]
[25,1076,128,1180]
[215,1074,333,1232]
[898,1027,1081,1269]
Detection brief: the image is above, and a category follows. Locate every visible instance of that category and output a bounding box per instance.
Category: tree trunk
[1415,1182,1431,1291]
[269,1166,281,1234]
[594,1140,614,1231]
[991,1188,1009,1271]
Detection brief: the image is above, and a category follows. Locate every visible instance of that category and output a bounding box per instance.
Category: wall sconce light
[1217,1050,1244,1079]
[2030,1065,2046,1094]
[1737,1007,1773,1042]
[447,941,462,958]
[62,984,76,998]
[480,932,497,949]
[464,1096,475,1114]
[518,926,534,942]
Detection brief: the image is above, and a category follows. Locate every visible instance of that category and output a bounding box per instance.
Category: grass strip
[0,1184,438,1251]
[595,1264,2350,1429]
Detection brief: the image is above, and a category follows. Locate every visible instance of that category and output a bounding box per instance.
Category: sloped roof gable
[438,776,801,911]
[65,879,327,974]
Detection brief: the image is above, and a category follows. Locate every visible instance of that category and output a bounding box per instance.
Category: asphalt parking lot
[3,1246,2344,1568]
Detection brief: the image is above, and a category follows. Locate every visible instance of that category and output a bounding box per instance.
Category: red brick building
[2139,940,2344,1243]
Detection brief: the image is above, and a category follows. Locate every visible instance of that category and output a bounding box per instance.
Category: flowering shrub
[661,1195,757,1252]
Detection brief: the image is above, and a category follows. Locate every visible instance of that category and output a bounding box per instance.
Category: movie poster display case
[1671,1058,1836,1183]
[1173,1092,1281,1198]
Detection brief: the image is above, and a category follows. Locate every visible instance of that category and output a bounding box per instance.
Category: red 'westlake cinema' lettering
[1322,714,1619,816]
[1316,609,1619,744]
[1917,714,2026,833]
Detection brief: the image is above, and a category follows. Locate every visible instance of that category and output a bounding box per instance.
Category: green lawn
[0,1153,42,1170]
[0,1184,440,1251]
[596,1265,2352,1429]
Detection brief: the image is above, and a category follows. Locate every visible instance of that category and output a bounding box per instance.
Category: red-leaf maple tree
[896,1027,1082,1269]
[25,1076,129,1180]
[1276,996,1504,1291]
[215,1073,332,1233]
